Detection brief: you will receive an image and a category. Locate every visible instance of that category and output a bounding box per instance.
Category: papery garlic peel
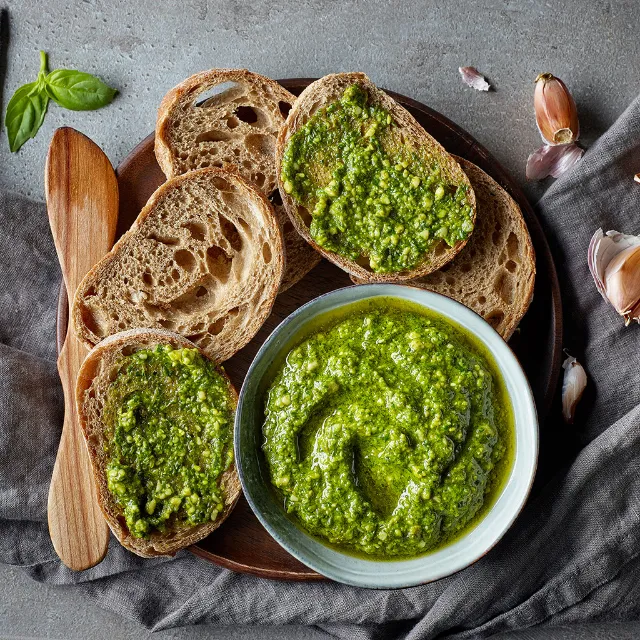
[459,67,490,91]
[562,355,587,424]
[534,73,580,146]
[526,143,583,181]
[588,229,640,325]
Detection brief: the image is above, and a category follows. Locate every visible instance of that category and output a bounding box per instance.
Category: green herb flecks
[262,298,513,558]
[281,85,474,273]
[104,345,235,538]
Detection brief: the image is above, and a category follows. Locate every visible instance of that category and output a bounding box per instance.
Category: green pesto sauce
[104,345,235,538]
[280,85,474,273]
[262,299,513,558]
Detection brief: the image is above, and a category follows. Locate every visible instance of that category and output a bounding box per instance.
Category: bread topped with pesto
[351,158,536,340]
[275,72,476,282]
[75,328,241,557]
[407,159,535,339]
[155,68,321,291]
[72,166,283,363]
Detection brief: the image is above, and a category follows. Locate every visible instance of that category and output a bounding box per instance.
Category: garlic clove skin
[588,229,609,299]
[603,244,640,322]
[459,66,491,91]
[547,144,583,178]
[534,73,580,146]
[526,143,583,181]
[562,355,587,424]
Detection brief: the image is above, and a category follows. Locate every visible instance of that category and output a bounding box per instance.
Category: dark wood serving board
[57,79,562,580]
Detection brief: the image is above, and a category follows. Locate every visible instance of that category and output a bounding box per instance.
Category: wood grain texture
[57,81,563,580]
[46,127,118,571]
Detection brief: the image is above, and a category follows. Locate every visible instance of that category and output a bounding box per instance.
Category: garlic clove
[588,229,640,324]
[588,229,640,298]
[634,174,640,183]
[603,244,640,321]
[459,67,491,91]
[562,354,587,424]
[534,73,580,145]
[526,143,583,180]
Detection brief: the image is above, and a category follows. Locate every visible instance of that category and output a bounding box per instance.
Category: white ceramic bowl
[235,284,538,588]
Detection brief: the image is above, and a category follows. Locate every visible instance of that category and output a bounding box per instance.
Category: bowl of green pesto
[235,285,538,588]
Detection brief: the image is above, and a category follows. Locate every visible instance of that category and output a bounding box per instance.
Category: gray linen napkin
[3,94,640,639]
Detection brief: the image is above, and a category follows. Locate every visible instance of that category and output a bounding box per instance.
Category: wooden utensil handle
[47,330,109,570]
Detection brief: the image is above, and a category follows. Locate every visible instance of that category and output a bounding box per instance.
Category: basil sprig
[4,51,117,152]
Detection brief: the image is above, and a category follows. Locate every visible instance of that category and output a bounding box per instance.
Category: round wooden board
[57,79,562,581]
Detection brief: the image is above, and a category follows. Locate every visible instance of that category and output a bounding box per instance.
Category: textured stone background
[1,0,640,638]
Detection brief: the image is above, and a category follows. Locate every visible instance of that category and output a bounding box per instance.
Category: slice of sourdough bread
[155,68,321,291]
[75,328,241,557]
[72,167,283,362]
[352,158,536,340]
[275,72,476,282]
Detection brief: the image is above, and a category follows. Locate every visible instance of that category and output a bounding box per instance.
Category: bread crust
[72,167,284,363]
[275,72,476,282]
[75,328,241,558]
[155,68,321,291]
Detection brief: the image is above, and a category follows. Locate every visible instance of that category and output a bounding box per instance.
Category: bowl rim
[234,283,539,588]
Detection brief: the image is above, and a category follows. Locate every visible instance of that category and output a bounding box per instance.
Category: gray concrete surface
[2,0,640,638]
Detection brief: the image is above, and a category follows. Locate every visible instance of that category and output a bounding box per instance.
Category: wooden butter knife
[45,127,118,570]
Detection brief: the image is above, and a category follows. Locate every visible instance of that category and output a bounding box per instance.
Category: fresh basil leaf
[3,51,117,152]
[5,82,49,152]
[45,69,117,111]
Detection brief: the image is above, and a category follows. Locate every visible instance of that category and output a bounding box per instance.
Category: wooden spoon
[45,127,118,570]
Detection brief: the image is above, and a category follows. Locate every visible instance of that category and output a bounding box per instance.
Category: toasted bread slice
[75,328,241,557]
[73,167,283,362]
[275,72,476,282]
[155,68,321,291]
[352,158,536,339]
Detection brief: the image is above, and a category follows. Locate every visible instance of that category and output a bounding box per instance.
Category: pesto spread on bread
[103,345,235,538]
[280,85,474,273]
[262,298,513,558]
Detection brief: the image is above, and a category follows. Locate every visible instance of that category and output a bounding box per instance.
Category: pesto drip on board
[103,345,235,538]
[262,299,513,558]
[280,85,474,273]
